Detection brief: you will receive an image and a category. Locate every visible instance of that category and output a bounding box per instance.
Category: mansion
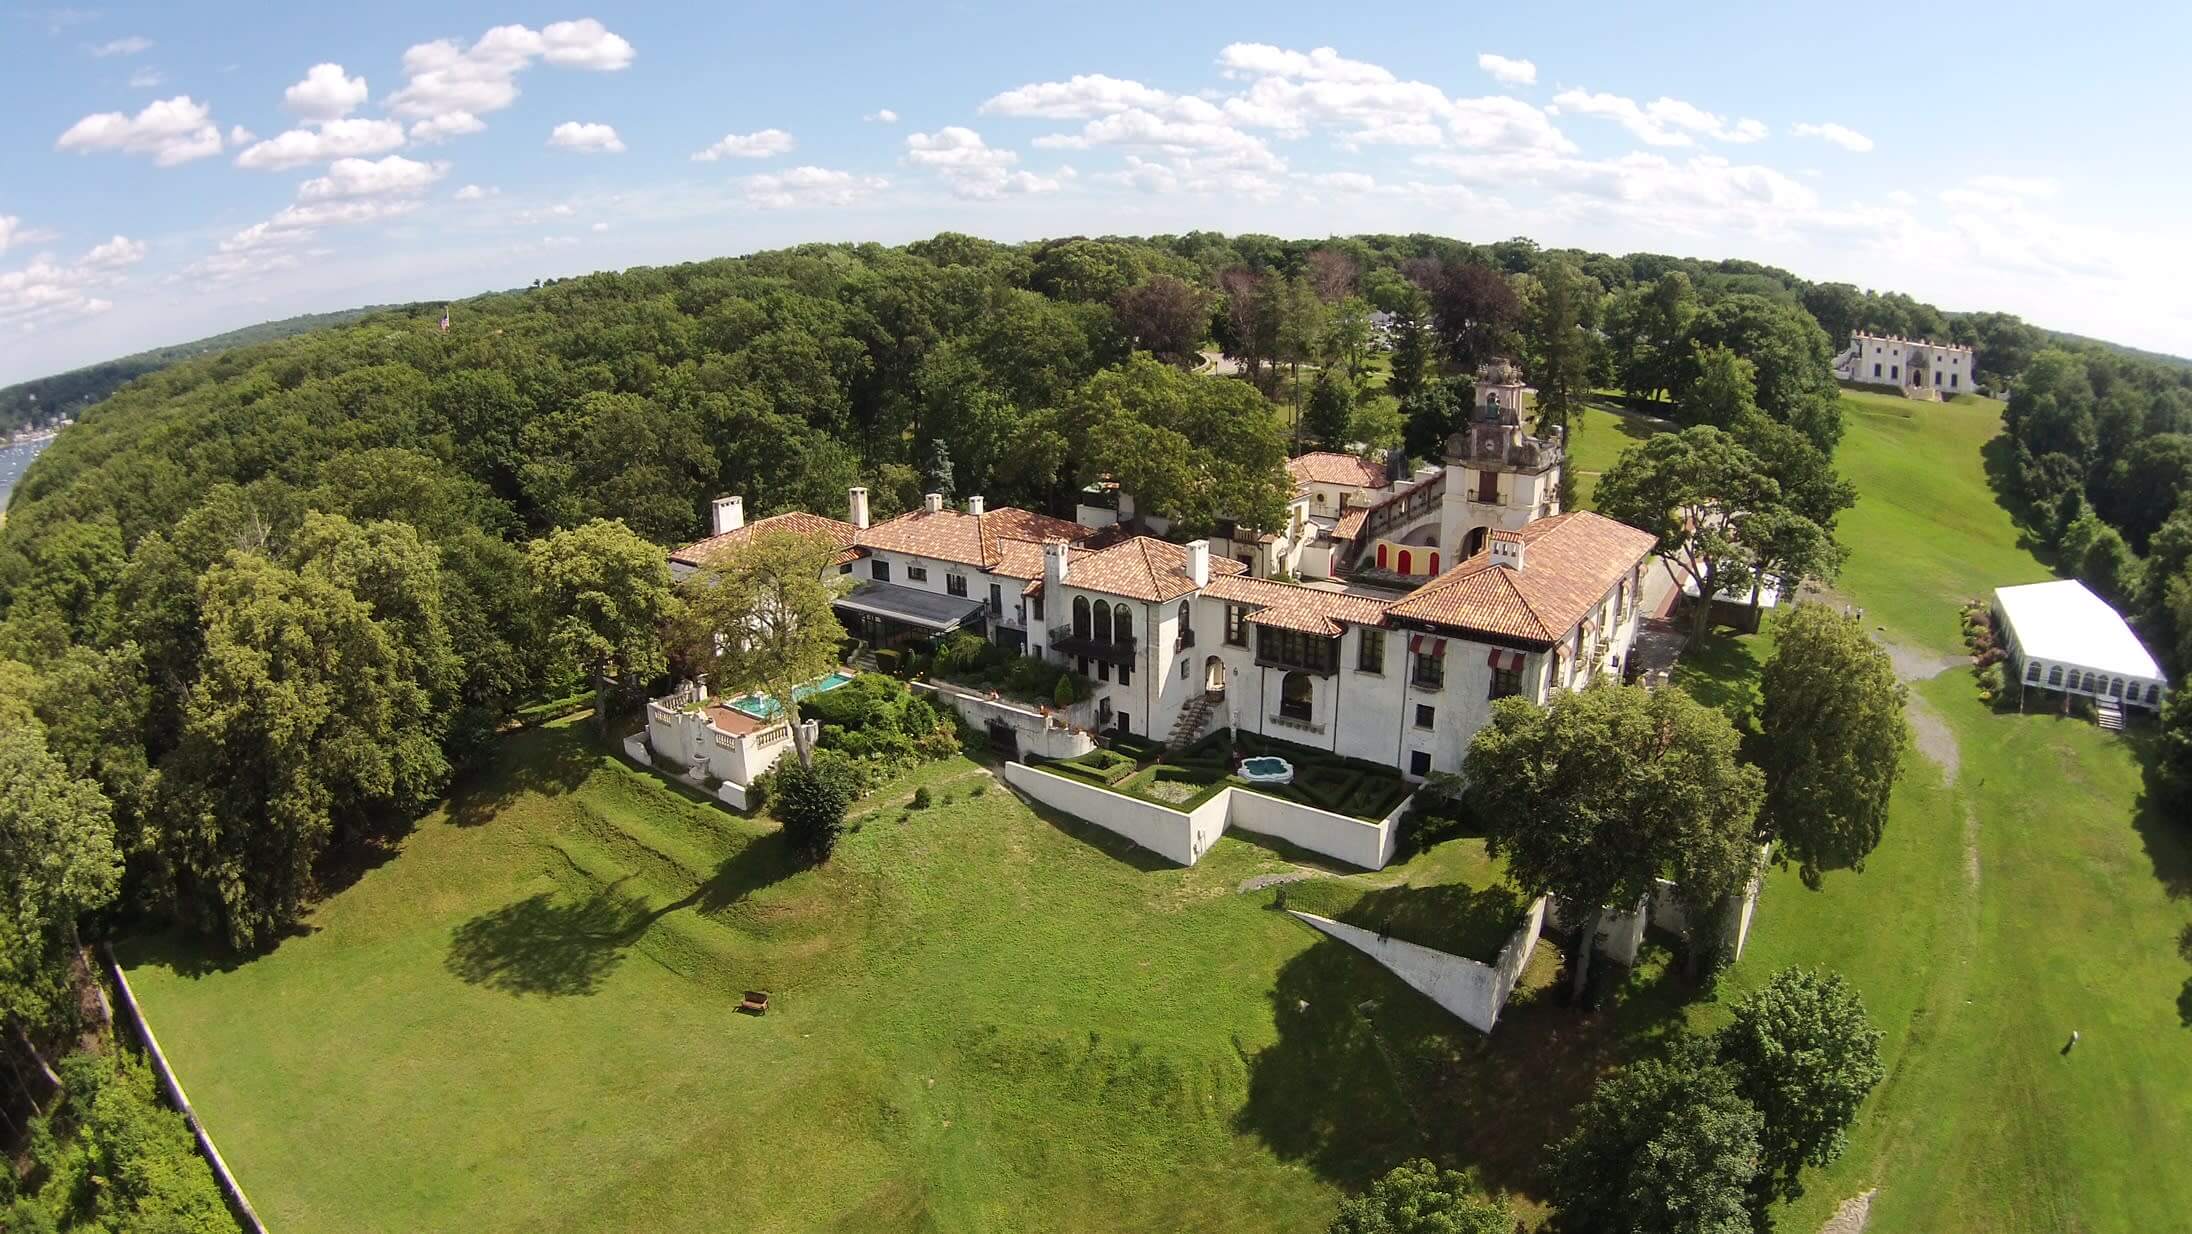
[1835,330,1976,399]
[662,362,1658,786]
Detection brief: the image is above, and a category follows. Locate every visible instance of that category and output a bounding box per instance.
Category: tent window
[2047,665,2062,686]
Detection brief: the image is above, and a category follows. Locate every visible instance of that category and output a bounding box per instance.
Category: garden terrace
[1039,727,1412,824]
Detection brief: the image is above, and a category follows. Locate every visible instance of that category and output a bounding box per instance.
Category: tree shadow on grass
[1235,932,1692,1199]
[1282,880,1531,963]
[2178,923,2192,1030]
[445,831,805,996]
[1670,631,1766,738]
[446,725,601,828]
[1978,431,2061,561]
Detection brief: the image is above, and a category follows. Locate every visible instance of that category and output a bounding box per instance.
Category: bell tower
[1439,359,1564,560]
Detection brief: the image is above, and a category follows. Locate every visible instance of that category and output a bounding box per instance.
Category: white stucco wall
[1288,895,1544,1033]
[919,680,1097,760]
[1004,762,1405,871]
[1227,787,1401,870]
[1003,762,1208,865]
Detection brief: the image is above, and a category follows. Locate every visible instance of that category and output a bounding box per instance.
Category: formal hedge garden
[1037,727,1412,821]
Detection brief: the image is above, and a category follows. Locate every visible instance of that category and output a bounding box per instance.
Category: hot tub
[1238,756,1294,785]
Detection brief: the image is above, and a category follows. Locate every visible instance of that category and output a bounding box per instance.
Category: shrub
[810,747,872,801]
[936,631,989,672]
[773,762,851,862]
[911,786,933,809]
[874,648,903,675]
[971,783,987,798]
[1328,1158,1510,1234]
[1053,674,1079,709]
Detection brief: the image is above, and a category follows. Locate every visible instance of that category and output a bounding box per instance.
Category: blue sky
[4,0,2188,384]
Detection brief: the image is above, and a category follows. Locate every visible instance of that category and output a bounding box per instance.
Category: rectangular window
[906,565,928,582]
[839,563,853,575]
[871,559,891,582]
[989,583,1002,616]
[1032,596,1044,622]
[1951,373,1959,388]
[1415,703,1435,730]
[1873,363,1881,378]
[1409,750,1431,777]
[1476,470,1498,502]
[1890,365,1899,380]
[1934,371,1942,387]
[1489,664,1521,699]
[1225,605,1249,646]
[1358,628,1385,674]
[1098,660,1111,683]
[946,573,968,597]
[1412,650,1444,689]
[1180,659,1191,680]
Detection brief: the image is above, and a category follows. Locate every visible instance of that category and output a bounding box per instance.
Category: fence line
[100,944,271,1234]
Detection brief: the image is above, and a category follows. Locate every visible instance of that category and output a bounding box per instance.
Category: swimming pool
[725,670,857,720]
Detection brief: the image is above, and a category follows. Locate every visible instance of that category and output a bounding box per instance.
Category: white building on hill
[1992,579,2168,715]
[1835,331,1975,399]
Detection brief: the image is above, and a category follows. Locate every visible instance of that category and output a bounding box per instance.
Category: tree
[921,437,956,502]
[1518,258,1601,438]
[1714,967,1885,1207]
[677,528,848,770]
[529,520,680,737]
[1322,296,1375,382]
[1595,427,1776,641]
[0,709,121,1087]
[1684,345,1763,431]
[1217,267,1279,389]
[1758,604,1908,885]
[1327,1159,1510,1234]
[1463,684,1762,999]
[1306,247,1360,303]
[1400,379,1465,467]
[1800,282,1867,346]
[1305,373,1356,451]
[1607,271,1697,404]
[1276,275,1328,428]
[1546,1050,1762,1234]
[1419,261,1521,368]
[1112,275,1211,367]
[770,762,850,862]
[1386,287,1435,405]
[1678,295,1842,452]
[1072,356,1291,534]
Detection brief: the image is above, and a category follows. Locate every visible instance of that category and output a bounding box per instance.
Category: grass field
[1666,391,2192,1232]
[121,728,1711,1233]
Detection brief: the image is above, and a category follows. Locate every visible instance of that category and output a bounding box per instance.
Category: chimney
[1185,539,1210,587]
[848,486,870,530]
[1489,529,1526,571]
[710,495,744,536]
[1044,539,1071,591]
[967,495,985,517]
[923,492,944,515]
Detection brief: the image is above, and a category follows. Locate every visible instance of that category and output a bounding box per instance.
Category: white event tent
[1992,579,2167,710]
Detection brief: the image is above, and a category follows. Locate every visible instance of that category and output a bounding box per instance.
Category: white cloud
[409,111,485,143]
[548,121,624,153]
[1,235,145,331]
[89,35,151,57]
[1311,170,1378,193]
[127,67,163,88]
[1550,89,1766,146]
[1414,147,1820,238]
[983,73,1187,119]
[233,117,406,169]
[229,124,256,145]
[1217,44,1395,84]
[692,128,795,161]
[1966,174,2058,198]
[55,95,224,166]
[1218,48,1573,154]
[387,19,635,120]
[1033,107,1284,171]
[904,126,1062,198]
[270,198,423,231]
[81,235,147,268]
[0,216,20,255]
[864,108,898,124]
[453,183,499,201]
[1791,121,1874,153]
[1477,53,1536,86]
[297,155,447,200]
[743,166,889,209]
[591,221,609,232]
[283,62,368,123]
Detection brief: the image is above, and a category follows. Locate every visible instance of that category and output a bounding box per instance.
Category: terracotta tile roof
[1287,451,1388,491]
[855,505,1094,570]
[1203,575,1394,635]
[1330,506,1371,541]
[1062,536,1246,602]
[1382,512,1657,645]
[671,511,861,569]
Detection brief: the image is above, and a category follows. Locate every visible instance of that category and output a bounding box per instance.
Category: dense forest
[2,230,2189,1205]
[0,305,396,435]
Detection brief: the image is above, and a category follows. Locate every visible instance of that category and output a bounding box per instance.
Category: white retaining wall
[1553,844,1771,965]
[919,681,1097,761]
[1288,896,1546,1033]
[1003,763,1404,870]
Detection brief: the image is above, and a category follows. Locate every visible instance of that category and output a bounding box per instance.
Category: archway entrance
[1463,526,1489,558]
[1204,655,1227,693]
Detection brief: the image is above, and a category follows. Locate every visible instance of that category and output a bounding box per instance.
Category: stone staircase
[848,641,879,672]
[2096,698,2125,732]
[1164,691,1221,753]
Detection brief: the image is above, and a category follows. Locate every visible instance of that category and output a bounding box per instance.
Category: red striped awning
[1485,649,1523,671]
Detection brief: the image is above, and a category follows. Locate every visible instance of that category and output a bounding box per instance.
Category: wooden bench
[739,990,770,1016]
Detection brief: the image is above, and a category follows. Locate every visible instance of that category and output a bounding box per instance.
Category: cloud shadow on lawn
[1234,932,1693,1199]
[445,832,802,996]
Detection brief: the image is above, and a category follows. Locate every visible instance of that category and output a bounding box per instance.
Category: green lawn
[1566,392,1676,509]
[1670,391,2192,1232]
[119,728,1681,1233]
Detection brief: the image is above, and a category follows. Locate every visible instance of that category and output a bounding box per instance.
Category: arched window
[2148,683,2163,705]
[1178,600,1191,629]
[2047,665,2062,686]
[2025,660,2041,682]
[1072,595,1091,640]
[1377,543,1389,569]
[1113,603,1133,645]
[1397,549,1413,574]
[1279,671,1314,721]
[1093,601,1112,644]
[2111,677,2124,698]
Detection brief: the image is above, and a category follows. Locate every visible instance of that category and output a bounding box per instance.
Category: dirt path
[1819,1189,1876,1234]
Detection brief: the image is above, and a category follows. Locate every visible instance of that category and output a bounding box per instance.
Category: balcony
[1047,625,1138,666]
[1176,627,1197,651]
[1267,712,1326,736]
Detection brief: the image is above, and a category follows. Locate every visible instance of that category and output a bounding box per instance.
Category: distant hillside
[2041,330,2192,372]
[0,305,406,433]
